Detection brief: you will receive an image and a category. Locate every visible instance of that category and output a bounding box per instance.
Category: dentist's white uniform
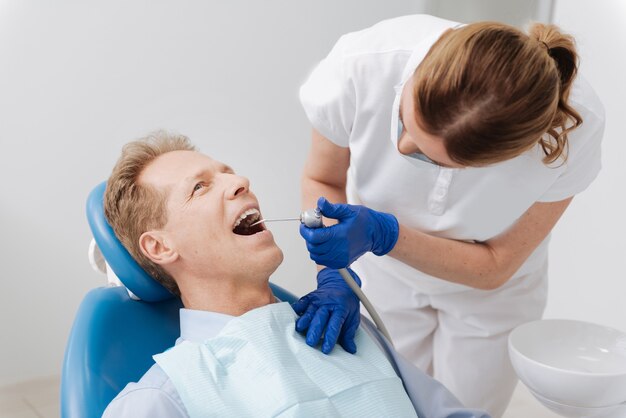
[299,14,604,416]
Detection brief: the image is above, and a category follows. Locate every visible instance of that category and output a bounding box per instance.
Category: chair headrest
[86,181,174,302]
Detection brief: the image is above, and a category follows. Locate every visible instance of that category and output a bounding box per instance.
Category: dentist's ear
[139,231,179,266]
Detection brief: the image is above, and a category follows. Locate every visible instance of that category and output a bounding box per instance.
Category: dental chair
[60,182,297,418]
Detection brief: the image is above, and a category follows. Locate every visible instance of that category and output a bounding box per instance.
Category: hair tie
[541,40,550,53]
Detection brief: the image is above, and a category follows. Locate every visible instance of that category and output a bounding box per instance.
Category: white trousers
[358,259,548,418]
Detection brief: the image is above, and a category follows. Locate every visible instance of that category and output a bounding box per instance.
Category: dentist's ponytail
[529,22,582,164]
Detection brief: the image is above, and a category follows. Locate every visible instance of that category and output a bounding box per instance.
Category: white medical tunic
[299,14,604,416]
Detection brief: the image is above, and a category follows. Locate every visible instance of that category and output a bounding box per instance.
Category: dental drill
[253,209,394,346]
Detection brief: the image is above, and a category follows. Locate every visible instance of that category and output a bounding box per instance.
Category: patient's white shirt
[102,308,233,418]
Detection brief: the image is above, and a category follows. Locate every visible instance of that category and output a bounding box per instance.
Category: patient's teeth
[233,208,260,229]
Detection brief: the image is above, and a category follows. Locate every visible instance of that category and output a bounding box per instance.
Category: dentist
[295,14,604,416]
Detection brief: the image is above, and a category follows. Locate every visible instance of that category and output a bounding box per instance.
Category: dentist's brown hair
[104,131,195,296]
[413,22,582,166]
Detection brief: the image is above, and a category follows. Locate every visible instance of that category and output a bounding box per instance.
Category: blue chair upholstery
[61,182,297,418]
[61,287,182,418]
[86,181,173,302]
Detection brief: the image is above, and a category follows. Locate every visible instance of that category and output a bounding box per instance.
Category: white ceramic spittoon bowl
[508,319,626,416]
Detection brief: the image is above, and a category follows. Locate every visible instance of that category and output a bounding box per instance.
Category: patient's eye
[191,182,205,195]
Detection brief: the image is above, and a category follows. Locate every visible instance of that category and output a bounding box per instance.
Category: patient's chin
[256,246,284,277]
[274,247,284,268]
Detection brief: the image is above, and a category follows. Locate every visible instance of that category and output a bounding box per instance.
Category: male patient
[102,132,489,418]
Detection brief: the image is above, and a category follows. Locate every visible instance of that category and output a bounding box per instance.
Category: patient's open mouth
[232,208,265,236]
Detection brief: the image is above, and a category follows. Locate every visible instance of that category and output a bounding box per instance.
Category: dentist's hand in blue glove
[292,267,361,354]
[299,197,400,269]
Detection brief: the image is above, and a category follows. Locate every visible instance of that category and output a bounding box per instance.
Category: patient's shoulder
[126,362,174,389]
[102,363,188,418]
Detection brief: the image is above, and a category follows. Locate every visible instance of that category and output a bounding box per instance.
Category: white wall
[429,0,554,27]
[1,0,623,387]
[545,0,626,330]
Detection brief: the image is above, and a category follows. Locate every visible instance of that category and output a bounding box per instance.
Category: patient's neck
[178,274,275,316]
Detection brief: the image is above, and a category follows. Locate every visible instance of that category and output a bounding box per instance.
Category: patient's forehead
[138,150,219,191]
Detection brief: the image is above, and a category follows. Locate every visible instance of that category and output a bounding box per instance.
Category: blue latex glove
[292,267,361,354]
[299,197,399,269]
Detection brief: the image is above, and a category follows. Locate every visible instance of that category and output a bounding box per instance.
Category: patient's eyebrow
[183,164,235,187]
[183,169,213,187]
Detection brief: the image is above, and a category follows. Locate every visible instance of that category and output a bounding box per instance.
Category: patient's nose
[226,175,250,199]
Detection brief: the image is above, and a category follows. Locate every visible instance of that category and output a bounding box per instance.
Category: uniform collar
[390,29,447,161]
[394,23,465,93]
[390,23,464,162]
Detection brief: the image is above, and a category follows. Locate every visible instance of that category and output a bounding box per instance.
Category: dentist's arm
[389,198,572,290]
[301,128,350,222]
[301,131,573,290]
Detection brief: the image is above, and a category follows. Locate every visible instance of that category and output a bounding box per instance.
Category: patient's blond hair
[414,22,582,166]
[104,131,195,296]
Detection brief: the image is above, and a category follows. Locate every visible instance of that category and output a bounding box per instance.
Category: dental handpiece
[254,209,394,346]
[251,208,324,229]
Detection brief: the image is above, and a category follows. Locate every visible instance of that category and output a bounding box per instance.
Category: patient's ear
[139,230,178,266]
